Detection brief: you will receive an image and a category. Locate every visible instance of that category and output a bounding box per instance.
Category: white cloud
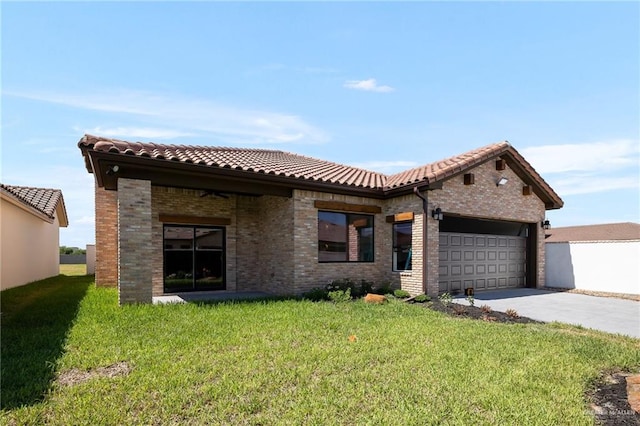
[8,89,328,145]
[521,140,640,198]
[549,176,640,196]
[520,140,639,174]
[344,78,394,93]
[352,160,419,174]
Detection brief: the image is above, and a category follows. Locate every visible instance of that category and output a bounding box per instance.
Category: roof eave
[0,190,55,224]
[87,150,387,199]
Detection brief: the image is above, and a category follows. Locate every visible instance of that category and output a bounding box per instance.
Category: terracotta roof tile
[545,222,640,242]
[385,142,511,188]
[0,183,66,222]
[80,134,386,189]
[78,134,562,208]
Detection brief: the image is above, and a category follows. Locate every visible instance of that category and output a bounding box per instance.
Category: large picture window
[164,225,225,292]
[393,222,412,271]
[318,211,374,262]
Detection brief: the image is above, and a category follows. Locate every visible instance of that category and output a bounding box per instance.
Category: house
[78,134,563,305]
[0,184,69,290]
[545,222,640,295]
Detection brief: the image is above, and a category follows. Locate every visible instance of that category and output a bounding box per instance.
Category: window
[318,211,374,262]
[164,225,225,292]
[393,222,412,271]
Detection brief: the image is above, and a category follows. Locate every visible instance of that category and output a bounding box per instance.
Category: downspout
[413,187,430,295]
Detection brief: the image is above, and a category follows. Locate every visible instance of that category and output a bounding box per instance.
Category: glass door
[164,225,225,293]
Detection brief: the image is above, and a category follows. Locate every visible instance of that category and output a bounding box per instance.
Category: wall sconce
[431,207,443,221]
[496,177,508,186]
[541,219,551,230]
[106,165,120,175]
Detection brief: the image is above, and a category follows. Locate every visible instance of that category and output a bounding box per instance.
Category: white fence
[545,241,640,295]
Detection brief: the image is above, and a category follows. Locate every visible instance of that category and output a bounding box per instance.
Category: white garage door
[439,232,526,294]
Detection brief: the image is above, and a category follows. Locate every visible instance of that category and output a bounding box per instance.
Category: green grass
[2,277,639,425]
[59,264,87,276]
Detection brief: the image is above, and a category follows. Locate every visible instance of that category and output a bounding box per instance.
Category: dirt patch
[57,361,132,387]
[588,373,640,425]
[420,300,543,324]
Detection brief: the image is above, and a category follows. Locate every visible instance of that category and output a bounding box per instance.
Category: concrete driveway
[455,288,640,338]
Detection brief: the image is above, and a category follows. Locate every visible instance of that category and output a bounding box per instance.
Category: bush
[466,295,475,307]
[373,282,393,295]
[302,288,329,301]
[328,288,351,303]
[393,289,410,298]
[326,278,375,298]
[480,304,492,314]
[505,308,519,319]
[439,292,453,306]
[414,294,430,303]
[358,280,374,297]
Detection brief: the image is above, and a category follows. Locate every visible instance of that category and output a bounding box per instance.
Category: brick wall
[429,159,547,293]
[93,155,549,302]
[151,186,237,296]
[383,194,425,295]
[257,196,294,294]
[118,179,153,304]
[95,185,118,287]
[290,190,386,294]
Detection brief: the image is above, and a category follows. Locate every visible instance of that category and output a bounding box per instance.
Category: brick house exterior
[79,135,562,305]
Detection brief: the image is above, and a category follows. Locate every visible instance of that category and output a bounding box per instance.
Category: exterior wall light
[541,219,551,230]
[431,207,443,221]
[496,177,508,186]
[106,165,120,175]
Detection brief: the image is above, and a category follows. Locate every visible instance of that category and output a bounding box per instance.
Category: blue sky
[2,2,638,248]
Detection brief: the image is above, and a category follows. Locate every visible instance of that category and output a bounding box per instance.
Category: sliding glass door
[163,225,225,293]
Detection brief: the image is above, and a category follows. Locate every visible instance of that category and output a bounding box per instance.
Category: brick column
[95,185,118,287]
[118,178,152,304]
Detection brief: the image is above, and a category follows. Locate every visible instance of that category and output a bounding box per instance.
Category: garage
[438,216,531,294]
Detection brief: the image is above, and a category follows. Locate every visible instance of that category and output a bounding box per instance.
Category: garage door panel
[439,231,526,294]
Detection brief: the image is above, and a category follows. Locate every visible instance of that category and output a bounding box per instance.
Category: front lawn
[2,277,638,425]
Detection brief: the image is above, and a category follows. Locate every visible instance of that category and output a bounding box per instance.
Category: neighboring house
[0,184,69,290]
[78,134,563,305]
[545,223,640,295]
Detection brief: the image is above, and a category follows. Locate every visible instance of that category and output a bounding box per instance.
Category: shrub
[393,289,410,298]
[466,295,475,307]
[414,294,431,303]
[302,288,329,301]
[505,308,519,319]
[374,282,393,295]
[439,292,453,306]
[328,288,352,303]
[358,280,374,296]
[480,304,492,314]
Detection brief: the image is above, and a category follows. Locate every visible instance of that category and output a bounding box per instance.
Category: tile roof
[78,134,562,208]
[385,142,511,188]
[545,222,640,243]
[78,134,386,189]
[0,183,68,225]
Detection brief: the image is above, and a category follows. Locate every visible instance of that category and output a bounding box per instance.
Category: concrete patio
[153,291,272,304]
